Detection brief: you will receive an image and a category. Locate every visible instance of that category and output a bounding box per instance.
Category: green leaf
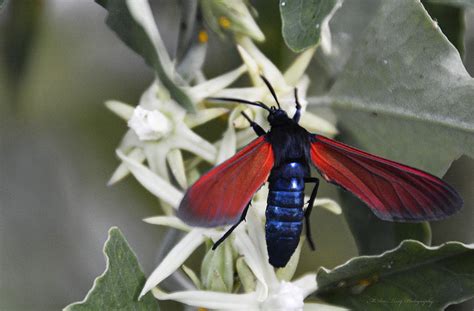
[423,1,465,56]
[339,190,431,255]
[95,0,195,111]
[280,0,341,52]
[64,227,159,311]
[313,0,380,76]
[326,0,474,176]
[314,240,474,310]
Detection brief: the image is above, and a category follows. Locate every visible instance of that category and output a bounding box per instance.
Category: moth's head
[267,106,289,126]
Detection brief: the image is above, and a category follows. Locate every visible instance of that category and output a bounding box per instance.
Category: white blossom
[128,106,172,141]
[263,281,304,311]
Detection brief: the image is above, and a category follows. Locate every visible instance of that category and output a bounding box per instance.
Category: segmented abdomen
[265,162,305,267]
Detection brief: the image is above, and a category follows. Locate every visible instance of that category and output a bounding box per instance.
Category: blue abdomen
[265,162,305,267]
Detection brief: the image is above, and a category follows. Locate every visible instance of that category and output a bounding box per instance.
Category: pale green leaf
[326,0,474,176]
[322,0,472,255]
[280,0,342,52]
[314,240,474,310]
[64,227,158,311]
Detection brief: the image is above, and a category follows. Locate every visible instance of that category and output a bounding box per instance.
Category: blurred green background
[0,1,472,310]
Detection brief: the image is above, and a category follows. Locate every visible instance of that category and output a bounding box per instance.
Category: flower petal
[246,208,278,285]
[184,107,229,128]
[190,65,247,101]
[138,80,163,110]
[108,147,145,185]
[167,149,187,189]
[118,129,141,151]
[140,229,206,298]
[212,86,266,100]
[174,126,217,163]
[283,47,316,86]
[116,150,183,207]
[143,141,170,180]
[182,265,202,290]
[300,112,338,136]
[234,227,269,301]
[216,126,237,164]
[216,108,242,164]
[237,37,286,88]
[143,215,191,231]
[304,303,349,311]
[105,100,135,121]
[152,288,259,310]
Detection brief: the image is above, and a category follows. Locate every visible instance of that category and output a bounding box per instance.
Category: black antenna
[260,75,281,109]
[208,97,271,112]
[294,88,301,109]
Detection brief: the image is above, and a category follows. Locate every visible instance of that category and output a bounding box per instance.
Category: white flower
[263,281,304,311]
[128,106,172,141]
[106,65,247,194]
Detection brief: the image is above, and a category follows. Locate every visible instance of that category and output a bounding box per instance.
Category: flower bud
[201,0,265,42]
[201,238,235,292]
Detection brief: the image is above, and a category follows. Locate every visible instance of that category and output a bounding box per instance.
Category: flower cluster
[105,1,342,310]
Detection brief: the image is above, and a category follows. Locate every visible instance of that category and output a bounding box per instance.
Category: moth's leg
[212,202,251,250]
[303,177,319,250]
[293,88,302,123]
[241,111,266,136]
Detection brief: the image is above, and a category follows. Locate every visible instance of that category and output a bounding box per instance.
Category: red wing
[311,135,463,222]
[177,136,274,227]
